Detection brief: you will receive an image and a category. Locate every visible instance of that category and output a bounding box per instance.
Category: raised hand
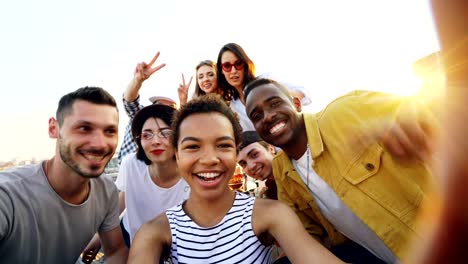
[124,51,167,102]
[177,73,193,106]
[379,119,433,161]
[134,51,166,83]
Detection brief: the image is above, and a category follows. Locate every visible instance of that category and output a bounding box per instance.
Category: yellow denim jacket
[272,90,436,259]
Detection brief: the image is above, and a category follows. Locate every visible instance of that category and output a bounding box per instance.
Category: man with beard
[0,87,128,263]
[244,78,438,263]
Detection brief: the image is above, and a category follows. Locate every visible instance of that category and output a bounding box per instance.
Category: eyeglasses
[138,130,173,141]
[221,60,244,72]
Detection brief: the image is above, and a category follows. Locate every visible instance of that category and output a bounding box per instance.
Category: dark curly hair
[171,93,243,151]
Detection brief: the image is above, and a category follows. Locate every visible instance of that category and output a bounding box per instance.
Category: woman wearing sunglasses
[216,43,257,131]
[216,43,310,131]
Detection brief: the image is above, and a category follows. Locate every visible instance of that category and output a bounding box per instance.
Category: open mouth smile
[269,121,286,135]
[195,172,222,181]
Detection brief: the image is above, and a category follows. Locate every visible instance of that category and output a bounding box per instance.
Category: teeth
[197,172,221,179]
[84,154,104,161]
[270,122,285,134]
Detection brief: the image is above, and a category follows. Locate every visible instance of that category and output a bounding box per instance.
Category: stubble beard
[58,139,108,179]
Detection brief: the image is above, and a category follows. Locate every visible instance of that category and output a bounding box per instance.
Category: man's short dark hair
[239,131,262,151]
[239,131,272,152]
[56,86,117,125]
[171,94,243,151]
[244,78,292,102]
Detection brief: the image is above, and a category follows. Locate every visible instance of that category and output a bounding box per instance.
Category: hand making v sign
[177,73,193,106]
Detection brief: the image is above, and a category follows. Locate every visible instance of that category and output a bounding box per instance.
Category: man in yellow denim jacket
[245,78,437,263]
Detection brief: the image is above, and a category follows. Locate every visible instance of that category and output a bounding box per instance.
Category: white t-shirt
[230,98,255,131]
[115,153,190,242]
[292,148,396,263]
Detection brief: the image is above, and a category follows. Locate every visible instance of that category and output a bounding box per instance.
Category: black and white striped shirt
[166,192,273,264]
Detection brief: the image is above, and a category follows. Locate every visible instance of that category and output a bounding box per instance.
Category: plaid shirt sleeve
[117,95,145,164]
[123,95,144,119]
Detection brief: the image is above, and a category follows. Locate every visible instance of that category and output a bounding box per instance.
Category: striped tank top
[166,192,273,264]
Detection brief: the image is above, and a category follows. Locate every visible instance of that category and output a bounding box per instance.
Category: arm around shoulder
[128,214,172,263]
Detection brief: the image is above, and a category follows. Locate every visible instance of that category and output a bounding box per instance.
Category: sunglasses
[221,60,244,72]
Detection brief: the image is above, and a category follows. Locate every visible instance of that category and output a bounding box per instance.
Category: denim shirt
[272,90,436,259]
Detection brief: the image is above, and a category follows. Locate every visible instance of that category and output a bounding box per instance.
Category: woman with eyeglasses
[177,60,222,106]
[216,43,311,131]
[116,103,190,246]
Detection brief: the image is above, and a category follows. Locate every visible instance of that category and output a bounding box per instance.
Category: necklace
[306,143,310,187]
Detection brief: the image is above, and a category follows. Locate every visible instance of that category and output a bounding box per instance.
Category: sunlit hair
[193,60,220,97]
[56,86,117,126]
[171,93,243,151]
[244,77,292,102]
[216,43,256,101]
[131,104,178,165]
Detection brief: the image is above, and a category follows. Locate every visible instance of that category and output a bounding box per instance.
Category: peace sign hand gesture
[177,73,193,106]
[134,51,166,84]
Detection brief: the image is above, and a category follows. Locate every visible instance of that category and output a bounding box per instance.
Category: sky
[0,0,440,162]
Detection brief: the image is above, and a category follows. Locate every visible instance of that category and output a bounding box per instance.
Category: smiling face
[176,112,237,200]
[221,50,245,92]
[139,117,175,164]
[245,83,303,149]
[237,142,275,181]
[197,65,218,94]
[54,100,118,178]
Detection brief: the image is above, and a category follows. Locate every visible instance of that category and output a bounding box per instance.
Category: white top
[115,153,190,242]
[292,150,396,263]
[230,98,255,131]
